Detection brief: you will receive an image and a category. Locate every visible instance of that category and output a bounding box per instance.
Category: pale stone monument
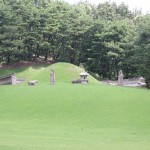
[72,71,88,84]
[50,69,55,85]
[118,70,124,86]
[138,77,146,87]
[79,71,88,84]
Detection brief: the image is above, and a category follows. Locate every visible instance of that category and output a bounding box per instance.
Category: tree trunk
[7,55,10,64]
[44,50,48,61]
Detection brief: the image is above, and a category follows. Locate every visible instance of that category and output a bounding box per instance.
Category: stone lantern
[79,72,88,84]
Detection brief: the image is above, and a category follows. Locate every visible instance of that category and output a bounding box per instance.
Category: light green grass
[0,62,99,84]
[0,63,150,150]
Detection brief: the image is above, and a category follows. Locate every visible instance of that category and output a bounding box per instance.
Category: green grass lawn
[0,62,99,84]
[0,63,150,150]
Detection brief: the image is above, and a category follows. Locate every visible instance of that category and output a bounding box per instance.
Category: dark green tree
[133,15,150,88]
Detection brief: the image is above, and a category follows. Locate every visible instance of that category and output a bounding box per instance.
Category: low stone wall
[103,77,146,87]
[0,73,16,85]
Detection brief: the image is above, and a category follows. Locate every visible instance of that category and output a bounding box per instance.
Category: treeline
[0,0,150,87]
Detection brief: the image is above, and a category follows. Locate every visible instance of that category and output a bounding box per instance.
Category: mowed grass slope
[0,63,150,150]
[0,62,99,84]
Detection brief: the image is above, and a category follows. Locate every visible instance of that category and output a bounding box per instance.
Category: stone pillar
[11,74,16,85]
[50,69,55,85]
[118,70,124,86]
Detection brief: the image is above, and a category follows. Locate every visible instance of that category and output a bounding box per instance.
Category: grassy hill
[0,63,150,150]
[0,62,99,84]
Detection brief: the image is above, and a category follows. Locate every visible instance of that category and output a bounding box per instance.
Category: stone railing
[0,73,16,85]
[102,77,146,87]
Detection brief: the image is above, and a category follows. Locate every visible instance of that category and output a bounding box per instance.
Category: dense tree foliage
[0,0,150,87]
[132,15,150,87]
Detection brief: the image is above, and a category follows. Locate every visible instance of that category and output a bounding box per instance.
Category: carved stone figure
[118,70,124,86]
[50,69,55,85]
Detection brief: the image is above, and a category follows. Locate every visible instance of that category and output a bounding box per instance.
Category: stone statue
[50,69,55,85]
[118,70,124,86]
